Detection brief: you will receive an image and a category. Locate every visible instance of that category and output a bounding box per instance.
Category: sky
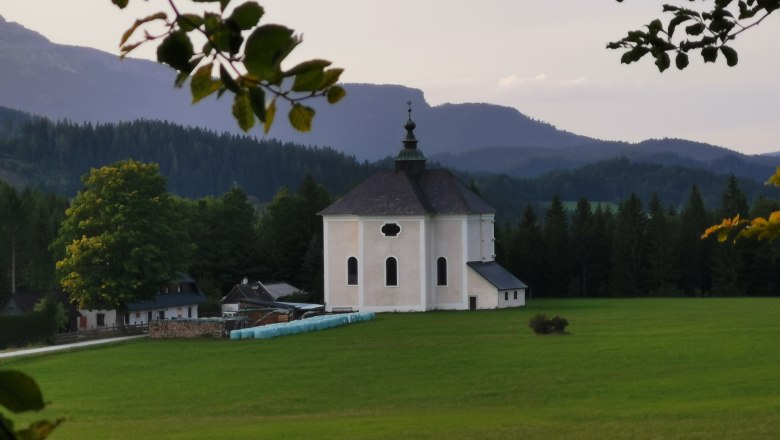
[2,0,779,155]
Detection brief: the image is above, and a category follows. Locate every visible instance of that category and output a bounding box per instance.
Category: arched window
[436,257,447,286]
[347,257,358,285]
[385,257,398,286]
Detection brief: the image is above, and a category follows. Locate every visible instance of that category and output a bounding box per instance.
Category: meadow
[3,298,780,439]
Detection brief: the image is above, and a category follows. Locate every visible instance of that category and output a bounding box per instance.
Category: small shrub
[529,314,569,335]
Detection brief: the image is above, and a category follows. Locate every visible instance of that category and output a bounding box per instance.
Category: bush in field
[529,314,569,335]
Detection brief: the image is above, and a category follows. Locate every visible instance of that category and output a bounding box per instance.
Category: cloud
[498,73,547,87]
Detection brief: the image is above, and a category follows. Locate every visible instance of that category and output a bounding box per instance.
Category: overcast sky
[2,1,779,154]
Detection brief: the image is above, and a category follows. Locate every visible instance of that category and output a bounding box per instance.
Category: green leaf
[620,47,649,64]
[177,14,204,32]
[686,22,706,35]
[264,99,276,134]
[232,92,255,131]
[248,87,266,121]
[111,0,129,8]
[156,31,194,72]
[702,46,719,63]
[320,68,344,89]
[220,65,240,93]
[285,59,332,76]
[288,104,315,132]
[675,52,690,69]
[120,12,167,46]
[244,25,298,81]
[720,45,738,66]
[229,2,264,30]
[667,14,691,37]
[654,52,671,72]
[326,85,346,104]
[0,370,45,413]
[220,0,232,11]
[190,64,221,103]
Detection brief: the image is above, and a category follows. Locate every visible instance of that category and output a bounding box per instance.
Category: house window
[147,311,152,323]
[157,310,165,320]
[385,257,398,286]
[347,257,358,285]
[96,313,105,327]
[436,257,447,286]
[188,307,192,318]
[514,291,518,300]
[381,223,401,237]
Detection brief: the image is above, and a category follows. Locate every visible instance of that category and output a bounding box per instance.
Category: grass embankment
[3,298,780,439]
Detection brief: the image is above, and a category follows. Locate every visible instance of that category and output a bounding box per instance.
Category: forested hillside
[0,110,376,200]
[1,109,773,222]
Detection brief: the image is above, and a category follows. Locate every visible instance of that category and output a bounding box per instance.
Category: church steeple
[395,101,427,175]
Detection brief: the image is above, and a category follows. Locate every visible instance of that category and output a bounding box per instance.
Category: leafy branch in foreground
[702,167,780,242]
[0,370,63,439]
[608,0,780,72]
[113,0,346,132]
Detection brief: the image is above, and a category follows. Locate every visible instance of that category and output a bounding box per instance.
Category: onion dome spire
[395,101,427,175]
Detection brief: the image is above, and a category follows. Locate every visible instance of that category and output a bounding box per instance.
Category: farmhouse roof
[127,291,206,311]
[467,261,528,290]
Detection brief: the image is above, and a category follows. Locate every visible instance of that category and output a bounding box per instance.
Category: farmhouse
[320,105,527,312]
[79,275,206,329]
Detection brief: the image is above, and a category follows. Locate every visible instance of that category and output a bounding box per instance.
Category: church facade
[320,107,526,312]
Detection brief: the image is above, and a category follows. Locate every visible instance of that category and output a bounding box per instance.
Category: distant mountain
[1,15,777,181]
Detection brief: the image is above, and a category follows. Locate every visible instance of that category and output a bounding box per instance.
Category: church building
[319,105,527,312]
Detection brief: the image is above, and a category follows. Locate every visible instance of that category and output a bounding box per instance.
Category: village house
[319,105,527,312]
[79,275,206,329]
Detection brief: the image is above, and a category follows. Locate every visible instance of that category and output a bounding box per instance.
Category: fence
[54,323,148,344]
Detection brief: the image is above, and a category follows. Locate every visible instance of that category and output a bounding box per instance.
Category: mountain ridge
[0,15,777,181]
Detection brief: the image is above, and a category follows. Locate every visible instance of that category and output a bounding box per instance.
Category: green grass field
[4,298,780,439]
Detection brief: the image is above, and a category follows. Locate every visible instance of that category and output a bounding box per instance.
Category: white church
[320,105,527,312]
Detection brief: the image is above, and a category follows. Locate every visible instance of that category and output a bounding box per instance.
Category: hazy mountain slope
[1,15,775,177]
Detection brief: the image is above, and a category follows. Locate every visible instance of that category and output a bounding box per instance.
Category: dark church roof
[320,104,495,217]
[467,261,528,290]
[320,169,495,216]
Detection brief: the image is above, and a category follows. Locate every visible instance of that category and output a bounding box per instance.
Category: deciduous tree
[53,160,191,311]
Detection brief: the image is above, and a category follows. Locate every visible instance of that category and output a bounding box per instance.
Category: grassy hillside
[3,298,780,439]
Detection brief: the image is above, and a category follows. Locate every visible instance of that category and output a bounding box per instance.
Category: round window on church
[381,223,401,237]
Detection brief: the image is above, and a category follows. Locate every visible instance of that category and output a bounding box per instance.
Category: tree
[187,186,261,298]
[515,205,549,297]
[678,185,713,294]
[113,0,345,133]
[645,194,679,295]
[609,1,780,72]
[610,193,648,296]
[53,160,191,311]
[570,197,596,297]
[543,195,571,296]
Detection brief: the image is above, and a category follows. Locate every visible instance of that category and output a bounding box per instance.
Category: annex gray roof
[319,169,495,216]
[467,261,528,290]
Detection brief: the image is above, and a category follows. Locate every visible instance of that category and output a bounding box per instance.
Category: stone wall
[149,319,224,339]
